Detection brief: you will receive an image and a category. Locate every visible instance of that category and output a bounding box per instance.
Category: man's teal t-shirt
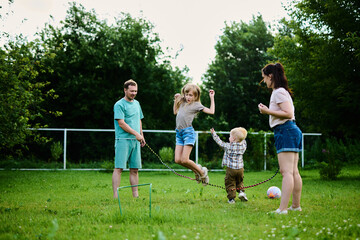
[114,98,144,139]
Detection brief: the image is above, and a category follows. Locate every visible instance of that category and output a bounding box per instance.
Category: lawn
[0,168,359,239]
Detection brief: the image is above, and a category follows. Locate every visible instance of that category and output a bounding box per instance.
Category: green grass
[0,168,359,240]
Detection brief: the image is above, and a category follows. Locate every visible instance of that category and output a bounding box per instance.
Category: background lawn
[0,168,359,239]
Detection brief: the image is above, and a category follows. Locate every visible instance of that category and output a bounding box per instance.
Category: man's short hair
[230,127,248,142]
[124,79,137,89]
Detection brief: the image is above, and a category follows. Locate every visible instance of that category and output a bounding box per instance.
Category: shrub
[50,141,63,161]
[318,138,344,180]
[246,130,273,171]
[159,147,174,162]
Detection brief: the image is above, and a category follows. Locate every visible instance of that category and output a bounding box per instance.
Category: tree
[33,3,188,162]
[0,38,59,156]
[201,15,274,131]
[270,0,360,138]
[38,3,186,130]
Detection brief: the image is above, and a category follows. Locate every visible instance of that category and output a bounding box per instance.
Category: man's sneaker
[228,199,235,204]
[238,191,248,201]
[288,206,302,211]
[272,208,288,214]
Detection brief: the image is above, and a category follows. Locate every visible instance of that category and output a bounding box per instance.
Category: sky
[1,0,291,83]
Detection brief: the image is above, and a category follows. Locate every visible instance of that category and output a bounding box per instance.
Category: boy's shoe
[228,199,235,204]
[288,206,302,211]
[238,191,248,201]
[272,208,288,214]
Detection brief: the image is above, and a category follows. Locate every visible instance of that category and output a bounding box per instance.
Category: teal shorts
[114,139,142,169]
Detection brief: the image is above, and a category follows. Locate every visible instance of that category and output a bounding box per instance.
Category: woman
[258,63,303,214]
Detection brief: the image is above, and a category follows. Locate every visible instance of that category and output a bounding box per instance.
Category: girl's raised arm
[173,93,181,115]
[202,90,215,115]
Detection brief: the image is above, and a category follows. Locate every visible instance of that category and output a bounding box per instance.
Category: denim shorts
[176,126,196,146]
[114,139,141,169]
[273,120,302,154]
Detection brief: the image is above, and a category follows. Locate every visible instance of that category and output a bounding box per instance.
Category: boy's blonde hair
[230,127,247,142]
[174,83,201,112]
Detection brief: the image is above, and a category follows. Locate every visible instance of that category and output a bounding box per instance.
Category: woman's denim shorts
[176,126,196,146]
[273,120,302,154]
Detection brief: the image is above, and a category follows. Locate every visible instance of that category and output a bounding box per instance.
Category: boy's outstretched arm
[210,128,226,148]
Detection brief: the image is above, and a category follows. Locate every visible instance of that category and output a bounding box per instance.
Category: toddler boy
[210,127,248,204]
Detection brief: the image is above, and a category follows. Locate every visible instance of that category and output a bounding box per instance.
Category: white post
[264,133,267,171]
[301,133,304,168]
[63,129,67,170]
[195,131,199,164]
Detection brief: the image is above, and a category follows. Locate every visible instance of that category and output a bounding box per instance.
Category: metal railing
[29,128,321,170]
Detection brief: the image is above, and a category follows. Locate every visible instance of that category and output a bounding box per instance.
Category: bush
[159,147,174,163]
[318,138,344,180]
[246,130,274,171]
[50,141,63,161]
[100,161,114,172]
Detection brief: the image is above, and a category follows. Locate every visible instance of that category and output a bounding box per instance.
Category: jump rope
[145,143,279,191]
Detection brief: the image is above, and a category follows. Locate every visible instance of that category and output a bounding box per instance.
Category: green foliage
[100,161,114,172]
[37,2,186,131]
[202,15,274,131]
[270,0,360,138]
[246,130,274,171]
[50,141,62,161]
[159,147,174,163]
[23,3,188,162]
[0,37,59,157]
[317,138,345,180]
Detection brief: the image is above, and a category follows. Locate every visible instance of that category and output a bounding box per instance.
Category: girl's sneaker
[194,164,202,184]
[202,175,209,186]
[288,206,302,211]
[201,167,209,186]
[228,199,235,204]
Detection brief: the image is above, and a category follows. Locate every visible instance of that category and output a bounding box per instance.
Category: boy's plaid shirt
[211,132,247,169]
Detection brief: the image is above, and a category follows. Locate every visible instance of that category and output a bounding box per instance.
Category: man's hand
[135,133,146,147]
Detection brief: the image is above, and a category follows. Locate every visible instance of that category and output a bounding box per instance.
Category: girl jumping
[173,83,215,185]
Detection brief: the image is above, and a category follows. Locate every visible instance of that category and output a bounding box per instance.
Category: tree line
[1,0,359,162]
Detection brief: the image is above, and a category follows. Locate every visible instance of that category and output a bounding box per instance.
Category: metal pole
[301,133,304,168]
[264,133,267,171]
[63,129,67,170]
[195,131,199,164]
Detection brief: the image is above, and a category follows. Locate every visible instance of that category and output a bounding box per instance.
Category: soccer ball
[267,186,281,199]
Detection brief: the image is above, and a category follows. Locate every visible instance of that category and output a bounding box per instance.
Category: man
[112,79,146,198]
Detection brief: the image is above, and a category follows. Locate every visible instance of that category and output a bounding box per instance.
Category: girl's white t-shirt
[269,87,295,128]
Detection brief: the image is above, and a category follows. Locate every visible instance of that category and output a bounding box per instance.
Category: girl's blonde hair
[230,127,247,142]
[174,83,201,112]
